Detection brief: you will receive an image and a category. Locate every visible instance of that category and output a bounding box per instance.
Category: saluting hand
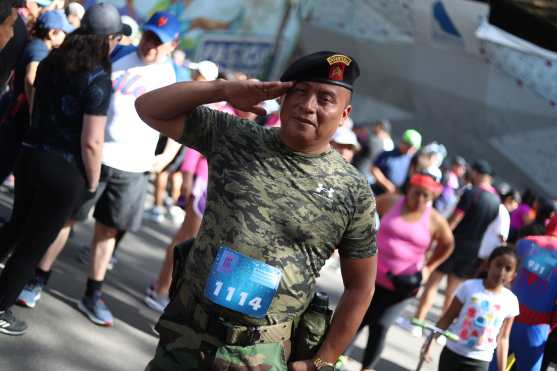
[223,79,294,116]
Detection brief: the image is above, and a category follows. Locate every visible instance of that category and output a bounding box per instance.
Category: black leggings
[439,347,489,371]
[0,148,86,311]
[357,284,413,369]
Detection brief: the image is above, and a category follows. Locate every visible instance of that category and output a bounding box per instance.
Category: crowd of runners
[0,1,556,371]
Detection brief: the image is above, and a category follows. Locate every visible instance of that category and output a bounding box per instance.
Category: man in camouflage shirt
[136,51,378,371]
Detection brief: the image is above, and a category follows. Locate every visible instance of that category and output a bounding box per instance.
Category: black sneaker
[0,310,27,336]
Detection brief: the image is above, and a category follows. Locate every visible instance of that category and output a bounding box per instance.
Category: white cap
[121,15,139,37]
[343,117,354,130]
[261,99,280,114]
[189,60,219,81]
[67,2,85,19]
[331,126,361,150]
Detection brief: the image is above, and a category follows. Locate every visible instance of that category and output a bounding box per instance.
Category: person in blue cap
[0,9,73,189]
[15,10,181,328]
[0,2,129,336]
[23,11,74,105]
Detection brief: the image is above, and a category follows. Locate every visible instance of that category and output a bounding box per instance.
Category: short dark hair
[47,27,111,75]
[502,189,521,204]
[536,198,556,221]
[521,188,537,207]
[33,24,53,40]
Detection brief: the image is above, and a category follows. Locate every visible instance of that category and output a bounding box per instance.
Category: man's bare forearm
[136,79,292,141]
[314,256,377,364]
[136,80,226,122]
[315,286,374,363]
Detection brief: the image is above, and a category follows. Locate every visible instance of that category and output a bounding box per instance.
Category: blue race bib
[204,246,282,318]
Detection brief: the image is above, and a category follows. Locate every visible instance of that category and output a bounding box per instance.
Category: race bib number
[204,246,282,318]
[525,248,557,281]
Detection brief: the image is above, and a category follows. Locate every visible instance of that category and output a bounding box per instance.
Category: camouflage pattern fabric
[146,341,289,371]
[153,106,377,365]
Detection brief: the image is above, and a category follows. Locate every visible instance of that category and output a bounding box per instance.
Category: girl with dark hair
[423,246,520,371]
[0,3,128,336]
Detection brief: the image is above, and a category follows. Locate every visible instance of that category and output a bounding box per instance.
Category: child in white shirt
[424,246,520,371]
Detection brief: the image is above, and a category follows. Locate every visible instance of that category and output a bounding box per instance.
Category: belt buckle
[246,326,261,344]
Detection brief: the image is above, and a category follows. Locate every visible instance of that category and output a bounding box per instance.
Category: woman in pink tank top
[355,171,454,370]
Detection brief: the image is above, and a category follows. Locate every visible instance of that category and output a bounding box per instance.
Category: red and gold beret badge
[326,54,352,81]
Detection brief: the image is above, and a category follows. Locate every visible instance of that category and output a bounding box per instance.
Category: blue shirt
[23,38,49,66]
[373,148,412,188]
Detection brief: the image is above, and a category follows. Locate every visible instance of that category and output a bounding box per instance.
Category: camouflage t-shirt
[171,106,376,326]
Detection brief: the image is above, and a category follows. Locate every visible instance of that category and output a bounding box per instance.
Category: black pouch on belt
[291,291,333,361]
[169,238,195,300]
[387,271,422,297]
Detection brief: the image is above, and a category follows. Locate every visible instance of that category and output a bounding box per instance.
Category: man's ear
[341,105,352,125]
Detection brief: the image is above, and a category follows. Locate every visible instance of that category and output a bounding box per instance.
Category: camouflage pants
[145,341,290,371]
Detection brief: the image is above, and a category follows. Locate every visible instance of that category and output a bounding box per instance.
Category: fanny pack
[387,271,422,297]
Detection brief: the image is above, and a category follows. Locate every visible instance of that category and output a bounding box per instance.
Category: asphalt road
[0,185,446,371]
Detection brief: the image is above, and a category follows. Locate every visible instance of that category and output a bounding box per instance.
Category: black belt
[185,294,293,346]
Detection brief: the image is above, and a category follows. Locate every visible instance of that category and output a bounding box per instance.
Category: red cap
[409,173,443,194]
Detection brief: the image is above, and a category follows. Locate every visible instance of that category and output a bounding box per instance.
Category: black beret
[280,50,360,91]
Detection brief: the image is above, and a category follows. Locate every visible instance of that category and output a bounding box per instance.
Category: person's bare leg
[169,172,183,204]
[37,220,76,271]
[415,270,445,321]
[89,222,118,281]
[443,274,463,313]
[155,201,202,296]
[154,171,169,208]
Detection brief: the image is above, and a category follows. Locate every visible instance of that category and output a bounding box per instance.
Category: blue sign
[196,34,275,78]
[204,246,282,318]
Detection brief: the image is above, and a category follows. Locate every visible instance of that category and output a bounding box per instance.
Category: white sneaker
[168,206,185,225]
[144,207,165,223]
[410,325,423,337]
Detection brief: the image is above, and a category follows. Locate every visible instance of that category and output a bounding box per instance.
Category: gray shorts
[73,165,148,232]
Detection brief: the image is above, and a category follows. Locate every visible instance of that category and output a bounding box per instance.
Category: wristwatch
[313,357,336,371]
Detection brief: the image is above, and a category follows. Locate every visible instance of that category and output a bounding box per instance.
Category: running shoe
[0,310,27,336]
[168,205,185,225]
[410,325,423,337]
[17,283,43,308]
[143,206,165,223]
[163,196,174,209]
[78,293,114,327]
[144,291,169,313]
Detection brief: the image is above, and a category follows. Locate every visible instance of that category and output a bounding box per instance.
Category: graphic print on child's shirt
[447,279,519,362]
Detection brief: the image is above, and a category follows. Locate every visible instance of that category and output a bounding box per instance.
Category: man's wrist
[215,79,230,102]
[313,357,336,370]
